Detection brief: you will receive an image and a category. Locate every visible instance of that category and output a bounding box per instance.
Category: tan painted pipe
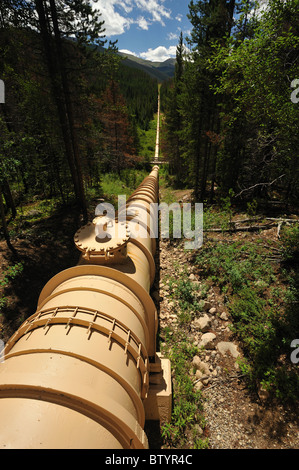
[0,165,162,449]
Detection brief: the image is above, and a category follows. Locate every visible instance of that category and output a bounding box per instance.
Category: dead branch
[235,175,286,198]
[277,222,283,239]
[265,218,298,223]
[204,222,275,233]
[233,216,264,224]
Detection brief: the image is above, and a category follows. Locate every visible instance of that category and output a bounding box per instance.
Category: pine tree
[162,32,185,186]
[174,0,238,200]
[34,0,105,221]
[100,80,137,175]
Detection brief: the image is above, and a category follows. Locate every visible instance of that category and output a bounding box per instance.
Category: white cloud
[167,32,179,41]
[92,0,132,36]
[134,0,171,26]
[137,16,150,30]
[176,14,183,22]
[92,0,173,37]
[118,0,134,14]
[119,49,139,57]
[140,45,177,62]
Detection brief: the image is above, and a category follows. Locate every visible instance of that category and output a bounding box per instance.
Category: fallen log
[204,222,275,233]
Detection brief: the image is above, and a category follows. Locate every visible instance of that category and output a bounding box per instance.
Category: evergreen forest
[161,0,299,206]
[0,0,158,238]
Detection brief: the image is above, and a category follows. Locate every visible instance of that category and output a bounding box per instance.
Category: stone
[192,355,201,369]
[193,359,210,376]
[194,424,204,436]
[220,312,229,321]
[199,333,216,350]
[216,341,240,358]
[193,314,212,332]
[209,307,217,315]
[194,381,203,391]
[195,369,203,379]
[27,209,41,217]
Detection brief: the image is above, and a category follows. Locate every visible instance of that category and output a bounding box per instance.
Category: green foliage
[119,63,158,131]
[160,270,208,448]
[100,169,148,202]
[210,0,299,200]
[195,233,299,404]
[138,113,159,163]
[0,262,24,313]
[280,224,299,262]
[162,0,299,204]
[161,334,207,448]
[0,17,158,224]
[0,262,24,289]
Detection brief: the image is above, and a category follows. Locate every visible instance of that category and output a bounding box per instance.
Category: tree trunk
[49,0,87,222]
[0,188,17,254]
[35,0,87,222]
[3,178,16,218]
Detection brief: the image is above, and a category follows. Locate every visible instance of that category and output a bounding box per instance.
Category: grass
[0,262,24,314]
[194,225,299,404]
[160,328,208,449]
[98,168,148,205]
[1,196,65,242]
[138,113,159,163]
[159,267,209,449]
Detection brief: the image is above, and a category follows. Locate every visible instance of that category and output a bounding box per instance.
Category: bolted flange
[74,217,130,264]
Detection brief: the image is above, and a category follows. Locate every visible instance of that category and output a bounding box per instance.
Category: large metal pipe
[0,165,171,449]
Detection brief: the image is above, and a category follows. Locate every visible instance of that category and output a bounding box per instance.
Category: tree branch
[235,174,286,198]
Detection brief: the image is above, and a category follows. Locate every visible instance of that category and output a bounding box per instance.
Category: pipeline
[0,165,171,449]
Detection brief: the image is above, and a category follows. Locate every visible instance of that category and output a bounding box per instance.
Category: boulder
[192,314,212,332]
[216,341,240,358]
[199,332,216,349]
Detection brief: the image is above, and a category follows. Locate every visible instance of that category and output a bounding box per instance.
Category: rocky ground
[155,237,299,449]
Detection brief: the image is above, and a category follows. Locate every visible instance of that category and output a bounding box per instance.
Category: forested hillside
[161,0,299,208]
[0,0,158,241]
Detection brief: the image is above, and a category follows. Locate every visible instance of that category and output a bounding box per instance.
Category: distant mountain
[118,52,175,82]
[92,43,175,82]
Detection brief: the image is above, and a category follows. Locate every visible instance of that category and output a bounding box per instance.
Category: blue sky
[92,0,192,62]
